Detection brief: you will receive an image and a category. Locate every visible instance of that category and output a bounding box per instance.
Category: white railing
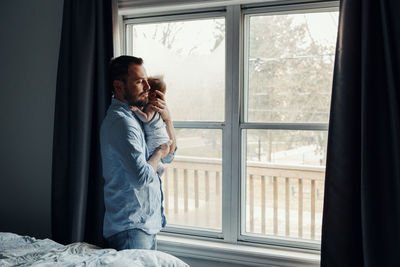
[162,156,325,240]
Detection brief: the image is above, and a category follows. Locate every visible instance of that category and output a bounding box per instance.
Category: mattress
[0,232,188,266]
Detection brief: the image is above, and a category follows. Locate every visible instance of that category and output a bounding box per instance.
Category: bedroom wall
[0,0,64,238]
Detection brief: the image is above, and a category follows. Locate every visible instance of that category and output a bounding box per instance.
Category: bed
[0,232,188,266]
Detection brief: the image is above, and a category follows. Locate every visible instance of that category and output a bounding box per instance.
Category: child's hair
[148,76,166,94]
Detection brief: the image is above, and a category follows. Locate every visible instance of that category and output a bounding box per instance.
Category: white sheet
[0,232,189,267]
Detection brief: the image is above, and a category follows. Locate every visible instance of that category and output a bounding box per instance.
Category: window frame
[119,0,339,251]
[124,11,228,239]
[240,3,338,250]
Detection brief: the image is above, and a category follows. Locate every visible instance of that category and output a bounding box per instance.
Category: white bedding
[0,232,188,267]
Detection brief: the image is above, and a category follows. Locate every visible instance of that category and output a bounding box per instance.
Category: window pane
[129,18,225,122]
[161,129,222,231]
[246,12,338,123]
[244,129,327,241]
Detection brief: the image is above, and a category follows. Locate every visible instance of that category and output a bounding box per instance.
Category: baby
[131,76,171,176]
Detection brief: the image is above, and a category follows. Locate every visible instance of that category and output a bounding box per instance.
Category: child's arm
[131,105,156,122]
[149,91,176,154]
[141,105,156,122]
[164,120,177,154]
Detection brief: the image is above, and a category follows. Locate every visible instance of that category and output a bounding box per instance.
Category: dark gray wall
[0,0,64,238]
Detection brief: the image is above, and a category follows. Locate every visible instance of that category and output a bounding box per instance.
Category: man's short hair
[109,55,143,92]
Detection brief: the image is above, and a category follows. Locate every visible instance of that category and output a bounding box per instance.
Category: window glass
[246,12,339,123]
[161,128,222,231]
[130,18,225,122]
[125,6,339,247]
[244,129,327,240]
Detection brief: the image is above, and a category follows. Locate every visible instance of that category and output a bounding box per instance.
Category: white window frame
[116,0,339,259]
[240,3,338,250]
[124,11,227,240]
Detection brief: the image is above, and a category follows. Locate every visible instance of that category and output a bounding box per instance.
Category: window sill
[157,234,320,267]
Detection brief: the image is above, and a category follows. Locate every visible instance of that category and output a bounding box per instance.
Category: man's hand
[149,90,171,122]
[147,140,172,172]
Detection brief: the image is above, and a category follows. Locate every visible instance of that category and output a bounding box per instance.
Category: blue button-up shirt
[100,98,174,238]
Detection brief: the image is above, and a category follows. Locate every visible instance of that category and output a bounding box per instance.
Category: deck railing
[162,156,325,240]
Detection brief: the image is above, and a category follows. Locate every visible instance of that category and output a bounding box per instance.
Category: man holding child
[100,55,176,250]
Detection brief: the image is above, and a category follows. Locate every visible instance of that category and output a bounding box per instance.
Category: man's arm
[111,118,168,186]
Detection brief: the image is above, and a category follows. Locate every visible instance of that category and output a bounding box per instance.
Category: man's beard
[124,91,148,108]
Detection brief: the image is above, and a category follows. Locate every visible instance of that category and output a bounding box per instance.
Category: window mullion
[240,123,329,131]
[173,122,225,129]
[223,4,242,244]
[125,23,132,56]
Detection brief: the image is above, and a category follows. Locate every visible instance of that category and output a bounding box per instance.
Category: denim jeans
[106,229,157,250]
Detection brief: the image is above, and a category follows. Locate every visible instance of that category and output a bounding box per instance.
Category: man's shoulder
[102,107,142,131]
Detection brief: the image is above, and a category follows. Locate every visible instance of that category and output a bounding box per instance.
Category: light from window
[125,7,339,246]
[244,129,327,240]
[243,11,338,241]
[129,18,225,122]
[128,17,225,231]
[246,12,338,123]
[162,129,222,231]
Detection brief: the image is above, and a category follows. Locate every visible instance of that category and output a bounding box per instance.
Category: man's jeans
[106,229,157,250]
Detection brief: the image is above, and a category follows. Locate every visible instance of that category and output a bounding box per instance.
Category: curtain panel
[51,0,113,246]
[321,0,400,266]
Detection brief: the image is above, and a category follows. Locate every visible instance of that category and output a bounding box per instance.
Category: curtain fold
[321,0,400,266]
[51,0,113,246]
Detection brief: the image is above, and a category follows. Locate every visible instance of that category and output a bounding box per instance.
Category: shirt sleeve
[111,117,157,187]
[161,145,178,164]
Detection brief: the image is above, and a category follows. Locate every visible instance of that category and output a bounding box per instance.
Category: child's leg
[157,163,165,176]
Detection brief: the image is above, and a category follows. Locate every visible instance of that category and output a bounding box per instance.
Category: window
[122,1,338,249]
[125,16,225,233]
[242,10,337,243]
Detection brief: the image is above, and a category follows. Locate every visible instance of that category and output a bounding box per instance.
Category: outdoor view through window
[128,18,225,230]
[244,11,338,241]
[126,9,338,242]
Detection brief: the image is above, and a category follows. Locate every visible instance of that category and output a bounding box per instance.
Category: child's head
[148,76,166,100]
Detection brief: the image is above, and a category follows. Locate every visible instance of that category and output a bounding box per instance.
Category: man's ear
[113,80,124,94]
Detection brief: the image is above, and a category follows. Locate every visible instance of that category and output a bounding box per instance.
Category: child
[131,76,171,176]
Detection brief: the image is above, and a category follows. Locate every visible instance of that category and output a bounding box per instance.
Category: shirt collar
[111,97,131,111]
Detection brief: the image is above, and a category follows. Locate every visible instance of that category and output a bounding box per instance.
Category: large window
[126,16,225,233]
[123,1,338,249]
[243,10,337,243]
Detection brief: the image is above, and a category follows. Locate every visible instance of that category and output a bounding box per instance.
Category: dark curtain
[321,0,400,266]
[51,0,113,247]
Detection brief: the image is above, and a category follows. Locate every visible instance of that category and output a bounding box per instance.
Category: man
[100,55,176,250]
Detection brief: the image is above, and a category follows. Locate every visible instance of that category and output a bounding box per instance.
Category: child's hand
[157,140,172,158]
[149,91,157,100]
[130,106,139,112]
[149,90,171,122]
